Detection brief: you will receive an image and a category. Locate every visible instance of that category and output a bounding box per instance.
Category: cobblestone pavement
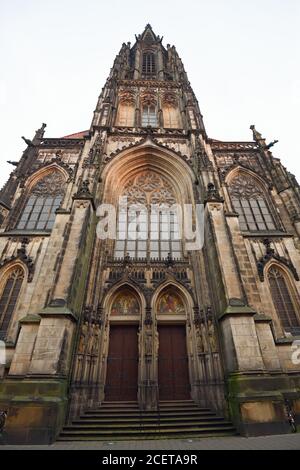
[1,433,300,450]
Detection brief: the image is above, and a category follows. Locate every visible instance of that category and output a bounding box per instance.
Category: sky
[0,0,299,189]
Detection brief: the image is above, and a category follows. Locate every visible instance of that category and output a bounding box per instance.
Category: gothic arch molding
[102,142,196,206]
[151,280,194,314]
[106,137,195,180]
[0,261,26,339]
[263,258,300,285]
[258,243,299,282]
[23,163,69,192]
[0,259,27,286]
[266,261,300,330]
[102,280,146,315]
[225,165,271,191]
[0,252,32,282]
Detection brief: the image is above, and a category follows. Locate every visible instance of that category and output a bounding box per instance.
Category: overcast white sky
[0,0,299,189]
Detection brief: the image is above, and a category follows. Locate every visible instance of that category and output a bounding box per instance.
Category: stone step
[99,402,201,408]
[86,406,211,414]
[59,400,236,441]
[58,430,236,441]
[66,420,231,430]
[75,415,223,424]
[80,409,215,419]
[59,425,236,438]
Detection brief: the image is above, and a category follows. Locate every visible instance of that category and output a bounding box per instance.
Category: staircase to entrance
[58,400,236,441]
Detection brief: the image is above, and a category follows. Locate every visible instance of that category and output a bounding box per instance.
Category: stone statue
[196,326,204,353]
[87,324,96,355]
[208,319,217,352]
[90,324,101,355]
[200,322,209,352]
[145,327,153,356]
[250,124,263,142]
[78,321,89,354]
[154,331,159,357]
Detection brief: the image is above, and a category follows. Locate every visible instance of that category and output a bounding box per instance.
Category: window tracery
[0,267,24,340]
[17,171,66,231]
[229,174,276,231]
[268,266,300,333]
[114,171,181,260]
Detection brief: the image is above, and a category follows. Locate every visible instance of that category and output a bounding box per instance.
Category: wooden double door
[105,324,190,401]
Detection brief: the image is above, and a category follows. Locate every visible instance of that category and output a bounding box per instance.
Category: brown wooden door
[158,325,190,400]
[105,325,138,401]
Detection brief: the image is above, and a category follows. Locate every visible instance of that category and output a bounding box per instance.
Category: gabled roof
[141,24,157,42]
[62,130,89,139]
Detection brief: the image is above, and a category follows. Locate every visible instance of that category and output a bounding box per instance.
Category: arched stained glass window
[17,172,66,231]
[229,174,276,232]
[268,266,300,333]
[114,171,182,261]
[0,267,24,340]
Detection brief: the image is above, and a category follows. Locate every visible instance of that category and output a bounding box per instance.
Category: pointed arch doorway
[105,287,140,401]
[157,288,191,400]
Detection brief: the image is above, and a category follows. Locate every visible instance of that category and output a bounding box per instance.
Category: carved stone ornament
[257,239,299,282]
[0,238,34,282]
[205,182,224,203]
[140,89,157,106]
[162,91,177,107]
[73,180,92,199]
[250,124,264,143]
[118,89,136,104]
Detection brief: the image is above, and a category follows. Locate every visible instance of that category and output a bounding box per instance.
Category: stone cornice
[117,79,181,89]
[39,138,85,149]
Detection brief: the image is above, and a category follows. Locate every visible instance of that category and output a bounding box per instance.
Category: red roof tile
[62,130,89,139]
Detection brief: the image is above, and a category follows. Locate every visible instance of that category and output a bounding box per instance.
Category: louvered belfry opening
[142,52,156,78]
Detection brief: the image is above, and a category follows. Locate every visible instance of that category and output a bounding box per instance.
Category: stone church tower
[0,25,300,443]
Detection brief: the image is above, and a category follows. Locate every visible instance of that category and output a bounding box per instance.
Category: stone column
[157,49,164,80]
[134,47,141,79]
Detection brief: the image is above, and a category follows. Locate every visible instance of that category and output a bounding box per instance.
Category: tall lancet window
[141,105,157,127]
[114,172,182,260]
[268,266,300,333]
[229,173,276,232]
[162,92,180,128]
[17,171,66,231]
[116,90,135,127]
[0,267,24,340]
[141,91,158,127]
[142,52,156,78]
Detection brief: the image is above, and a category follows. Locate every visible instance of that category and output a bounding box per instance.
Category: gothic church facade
[0,25,300,443]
